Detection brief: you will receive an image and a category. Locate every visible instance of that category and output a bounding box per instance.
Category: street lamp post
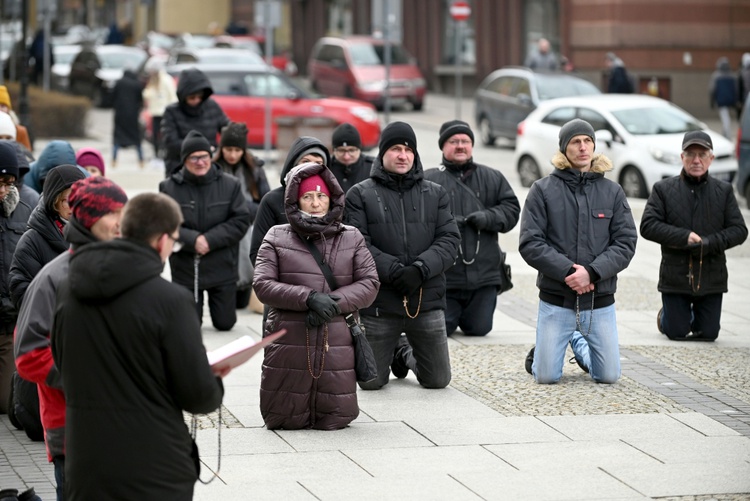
[19,0,30,130]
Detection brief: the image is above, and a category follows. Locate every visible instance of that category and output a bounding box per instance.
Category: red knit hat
[298,174,330,199]
[69,177,128,229]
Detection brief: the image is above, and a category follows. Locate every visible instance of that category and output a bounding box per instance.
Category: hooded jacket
[161,68,229,175]
[424,157,520,291]
[6,140,40,208]
[51,238,223,500]
[253,162,379,430]
[519,152,637,309]
[344,151,460,316]
[14,217,98,461]
[9,164,86,307]
[159,163,250,289]
[329,153,374,193]
[250,136,331,265]
[0,186,31,334]
[709,57,738,108]
[25,140,79,193]
[640,170,747,295]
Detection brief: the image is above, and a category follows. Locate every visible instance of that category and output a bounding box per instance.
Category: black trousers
[194,282,237,331]
[660,292,723,341]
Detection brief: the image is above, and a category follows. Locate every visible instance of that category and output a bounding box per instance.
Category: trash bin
[275,116,338,163]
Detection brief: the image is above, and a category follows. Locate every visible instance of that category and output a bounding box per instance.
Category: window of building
[524,0,560,63]
[441,0,475,65]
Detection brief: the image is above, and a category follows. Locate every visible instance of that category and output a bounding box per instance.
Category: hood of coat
[176,68,214,104]
[551,151,613,174]
[27,140,79,192]
[279,136,331,187]
[63,216,100,249]
[42,164,88,214]
[284,162,344,238]
[68,238,164,302]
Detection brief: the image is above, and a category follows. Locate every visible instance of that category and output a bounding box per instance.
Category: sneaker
[391,337,410,379]
[657,308,665,335]
[568,355,589,373]
[524,346,535,374]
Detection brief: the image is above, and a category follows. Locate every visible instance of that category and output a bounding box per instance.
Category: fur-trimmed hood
[551,151,613,174]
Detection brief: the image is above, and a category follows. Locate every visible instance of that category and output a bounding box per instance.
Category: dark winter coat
[161,68,229,175]
[253,162,379,430]
[214,152,270,223]
[424,158,520,291]
[112,70,144,147]
[0,186,32,335]
[25,140,79,194]
[159,164,250,289]
[709,58,738,108]
[51,238,224,501]
[14,217,98,460]
[329,154,374,193]
[640,171,747,295]
[344,154,460,316]
[519,152,637,309]
[608,65,633,94]
[250,136,331,265]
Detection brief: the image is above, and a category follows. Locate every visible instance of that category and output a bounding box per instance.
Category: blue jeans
[112,143,144,161]
[359,310,451,390]
[532,300,620,384]
[53,455,64,501]
[660,293,722,341]
[445,285,497,336]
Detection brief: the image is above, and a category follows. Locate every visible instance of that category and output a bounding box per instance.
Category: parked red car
[308,36,426,111]
[143,63,380,149]
[228,35,298,76]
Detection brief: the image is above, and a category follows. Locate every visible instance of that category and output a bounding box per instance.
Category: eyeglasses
[165,233,183,253]
[334,147,360,156]
[684,150,712,160]
[187,153,211,164]
[446,138,472,146]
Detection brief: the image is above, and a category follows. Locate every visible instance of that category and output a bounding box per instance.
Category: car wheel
[411,100,423,111]
[518,155,541,188]
[620,166,648,198]
[479,116,495,146]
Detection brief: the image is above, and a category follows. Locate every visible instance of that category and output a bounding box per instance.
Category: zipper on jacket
[399,192,409,255]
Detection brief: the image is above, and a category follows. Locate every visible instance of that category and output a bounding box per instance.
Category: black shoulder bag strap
[441,166,485,209]
[302,236,359,329]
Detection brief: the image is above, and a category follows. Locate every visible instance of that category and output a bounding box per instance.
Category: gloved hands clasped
[392,265,423,296]
[465,211,490,231]
[306,291,341,327]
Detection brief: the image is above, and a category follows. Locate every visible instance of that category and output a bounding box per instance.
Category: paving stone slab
[274,421,435,452]
[538,413,707,441]
[404,416,569,446]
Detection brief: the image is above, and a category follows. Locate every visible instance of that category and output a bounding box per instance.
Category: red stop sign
[450,1,471,21]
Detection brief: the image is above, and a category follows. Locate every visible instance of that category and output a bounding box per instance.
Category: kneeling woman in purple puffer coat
[253,161,379,430]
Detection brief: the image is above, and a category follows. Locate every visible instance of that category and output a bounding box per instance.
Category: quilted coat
[253,162,379,430]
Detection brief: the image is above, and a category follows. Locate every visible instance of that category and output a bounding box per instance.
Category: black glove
[454,215,466,227]
[465,211,490,231]
[392,265,423,296]
[306,291,341,321]
[306,310,328,328]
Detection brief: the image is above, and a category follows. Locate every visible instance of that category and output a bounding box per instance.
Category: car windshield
[100,51,147,69]
[536,76,600,100]
[349,42,412,65]
[612,106,704,135]
[199,51,265,65]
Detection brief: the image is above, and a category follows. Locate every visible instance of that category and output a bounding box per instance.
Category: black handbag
[499,251,513,293]
[302,237,378,383]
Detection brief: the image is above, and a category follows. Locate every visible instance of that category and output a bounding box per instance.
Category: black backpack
[7,372,44,442]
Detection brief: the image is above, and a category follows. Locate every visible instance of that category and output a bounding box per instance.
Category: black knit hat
[0,141,19,179]
[181,130,212,164]
[219,122,248,150]
[332,123,361,149]
[559,118,596,153]
[438,119,474,149]
[378,121,417,160]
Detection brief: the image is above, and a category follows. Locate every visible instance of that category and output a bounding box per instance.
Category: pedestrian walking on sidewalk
[142,57,177,159]
[51,193,225,500]
[159,131,249,331]
[253,162,379,429]
[519,119,637,384]
[111,69,145,169]
[425,120,520,336]
[709,57,738,139]
[344,121,460,390]
[640,131,747,342]
[14,176,127,500]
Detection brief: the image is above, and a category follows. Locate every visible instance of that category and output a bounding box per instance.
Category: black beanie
[0,141,19,179]
[438,119,474,149]
[219,122,248,150]
[559,119,596,153]
[378,121,417,160]
[332,123,361,149]
[181,130,212,164]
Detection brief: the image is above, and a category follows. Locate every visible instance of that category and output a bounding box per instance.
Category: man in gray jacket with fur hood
[519,119,637,385]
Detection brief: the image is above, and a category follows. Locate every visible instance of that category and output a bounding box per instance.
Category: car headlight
[650,147,682,165]
[350,106,378,123]
[358,80,386,92]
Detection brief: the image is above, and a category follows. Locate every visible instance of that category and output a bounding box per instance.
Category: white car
[513,94,738,198]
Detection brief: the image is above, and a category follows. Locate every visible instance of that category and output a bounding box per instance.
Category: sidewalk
[1,96,749,500]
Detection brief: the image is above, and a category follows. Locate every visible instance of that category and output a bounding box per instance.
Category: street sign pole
[449,1,471,120]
